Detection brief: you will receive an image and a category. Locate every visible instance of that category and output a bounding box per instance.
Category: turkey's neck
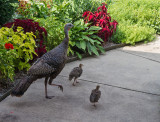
[61,29,69,54]
[64,29,69,39]
[63,29,69,44]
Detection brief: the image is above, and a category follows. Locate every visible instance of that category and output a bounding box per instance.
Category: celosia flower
[5,43,14,50]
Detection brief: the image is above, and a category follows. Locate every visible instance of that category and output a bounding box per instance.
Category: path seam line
[59,75,160,96]
[117,50,160,64]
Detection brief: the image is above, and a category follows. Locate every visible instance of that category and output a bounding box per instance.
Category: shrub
[16,0,109,23]
[0,0,18,26]
[0,27,37,71]
[4,19,47,58]
[108,0,159,44]
[33,17,65,51]
[112,21,156,45]
[69,19,105,59]
[17,0,52,19]
[82,3,118,43]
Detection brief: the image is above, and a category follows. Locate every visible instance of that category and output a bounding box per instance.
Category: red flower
[5,43,14,50]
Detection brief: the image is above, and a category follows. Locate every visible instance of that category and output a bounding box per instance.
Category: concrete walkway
[0,36,160,122]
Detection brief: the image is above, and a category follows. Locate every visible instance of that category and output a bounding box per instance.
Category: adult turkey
[11,23,74,99]
[69,64,83,86]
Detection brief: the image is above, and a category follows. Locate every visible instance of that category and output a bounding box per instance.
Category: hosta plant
[82,3,118,43]
[0,27,37,71]
[69,19,105,59]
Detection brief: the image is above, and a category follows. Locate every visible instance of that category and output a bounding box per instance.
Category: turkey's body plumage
[90,90,101,103]
[69,67,83,81]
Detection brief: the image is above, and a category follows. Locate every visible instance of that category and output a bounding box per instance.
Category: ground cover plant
[108,0,159,44]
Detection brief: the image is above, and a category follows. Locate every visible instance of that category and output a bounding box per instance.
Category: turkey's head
[64,23,74,31]
[79,64,84,68]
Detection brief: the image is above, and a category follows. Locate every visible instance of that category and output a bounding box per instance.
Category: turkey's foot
[72,83,75,86]
[76,81,79,83]
[92,103,96,107]
[49,83,63,92]
[58,85,63,92]
[46,95,55,99]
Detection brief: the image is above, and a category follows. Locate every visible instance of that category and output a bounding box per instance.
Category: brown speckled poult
[69,64,83,86]
[90,85,101,107]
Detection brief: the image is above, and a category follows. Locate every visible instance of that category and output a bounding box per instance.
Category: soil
[0,71,27,96]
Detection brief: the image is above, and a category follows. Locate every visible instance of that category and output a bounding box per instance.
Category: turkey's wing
[27,59,55,75]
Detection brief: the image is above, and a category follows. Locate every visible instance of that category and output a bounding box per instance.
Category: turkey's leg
[72,78,77,86]
[76,79,79,83]
[48,78,63,92]
[44,77,54,99]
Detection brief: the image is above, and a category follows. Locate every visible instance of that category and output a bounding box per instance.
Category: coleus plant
[82,3,118,42]
[4,19,47,58]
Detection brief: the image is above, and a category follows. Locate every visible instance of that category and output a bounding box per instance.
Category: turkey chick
[69,64,83,86]
[90,85,101,107]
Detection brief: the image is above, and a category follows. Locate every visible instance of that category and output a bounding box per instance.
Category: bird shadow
[83,103,105,112]
[9,101,37,108]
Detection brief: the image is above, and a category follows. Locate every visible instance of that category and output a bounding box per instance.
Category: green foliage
[69,19,105,59]
[108,0,159,44]
[0,41,17,80]
[18,0,51,19]
[112,21,156,45]
[17,0,108,23]
[33,17,65,51]
[0,27,37,71]
[52,0,109,23]
[0,0,18,26]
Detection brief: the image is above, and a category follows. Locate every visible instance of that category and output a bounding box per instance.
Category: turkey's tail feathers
[69,75,73,81]
[11,76,37,97]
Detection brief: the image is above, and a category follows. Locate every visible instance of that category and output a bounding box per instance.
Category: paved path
[0,36,160,122]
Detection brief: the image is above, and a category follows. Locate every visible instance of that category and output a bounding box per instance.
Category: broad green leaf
[87,42,92,55]
[76,52,82,59]
[91,35,104,42]
[82,35,90,41]
[88,26,102,31]
[80,41,86,50]
[96,44,105,53]
[75,41,81,48]
[90,45,99,56]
